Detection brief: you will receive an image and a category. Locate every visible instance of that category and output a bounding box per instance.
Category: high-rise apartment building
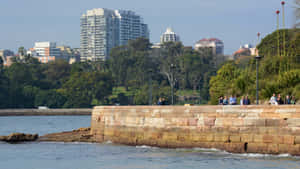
[160,28,180,44]
[80,8,149,61]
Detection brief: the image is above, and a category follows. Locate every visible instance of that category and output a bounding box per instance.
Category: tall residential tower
[80,8,149,61]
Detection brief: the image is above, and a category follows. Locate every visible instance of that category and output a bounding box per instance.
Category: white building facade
[80,8,149,61]
[27,42,62,63]
[194,38,224,55]
[160,28,180,44]
[33,42,61,57]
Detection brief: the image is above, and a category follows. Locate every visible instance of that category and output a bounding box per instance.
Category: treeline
[209,29,300,104]
[0,38,217,108]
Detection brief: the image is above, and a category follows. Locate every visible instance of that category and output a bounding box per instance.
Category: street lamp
[255,33,262,105]
[281,1,286,57]
[255,55,262,105]
[276,10,281,57]
[170,64,176,105]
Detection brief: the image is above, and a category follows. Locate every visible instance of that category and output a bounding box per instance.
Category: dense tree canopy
[209,29,300,104]
[0,37,219,108]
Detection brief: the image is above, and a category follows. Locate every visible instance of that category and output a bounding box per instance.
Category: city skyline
[0,0,296,55]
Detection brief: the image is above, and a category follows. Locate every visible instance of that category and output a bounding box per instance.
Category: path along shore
[0,109,92,116]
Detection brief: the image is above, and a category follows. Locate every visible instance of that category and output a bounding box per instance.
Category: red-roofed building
[233,44,257,59]
[194,38,224,55]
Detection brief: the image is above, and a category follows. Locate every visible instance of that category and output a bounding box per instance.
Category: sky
[0,0,296,55]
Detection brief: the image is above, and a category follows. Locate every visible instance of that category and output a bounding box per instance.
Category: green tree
[35,90,67,108]
[209,62,240,104]
[43,59,71,88]
[61,72,113,108]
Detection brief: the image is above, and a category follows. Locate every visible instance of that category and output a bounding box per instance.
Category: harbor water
[0,116,300,169]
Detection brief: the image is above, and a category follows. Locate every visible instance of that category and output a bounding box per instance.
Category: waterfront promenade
[0,109,92,116]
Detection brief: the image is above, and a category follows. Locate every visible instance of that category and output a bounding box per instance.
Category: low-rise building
[28,42,62,63]
[57,46,73,60]
[0,49,14,67]
[194,38,224,55]
[3,56,14,67]
[233,44,257,59]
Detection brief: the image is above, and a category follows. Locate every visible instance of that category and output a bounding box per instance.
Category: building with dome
[160,28,180,44]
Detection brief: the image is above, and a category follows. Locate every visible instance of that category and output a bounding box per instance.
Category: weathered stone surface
[287,119,300,127]
[214,134,229,142]
[267,144,279,154]
[241,134,254,143]
[253,135,264,143]
[283,135,295,145]
[91,105,300,155]
[204,117,216,126]
[247,143,268,153]
[263,135,274,143]
[39,127,95,142]
[273,135,284,144]
[229,135,241,143]
[295,136,300,144]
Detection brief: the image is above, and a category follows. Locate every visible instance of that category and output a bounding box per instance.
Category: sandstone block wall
[91,105,300,155]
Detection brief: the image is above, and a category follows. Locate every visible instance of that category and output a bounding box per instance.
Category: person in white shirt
[240,96,244,105]
[269,93,277,105]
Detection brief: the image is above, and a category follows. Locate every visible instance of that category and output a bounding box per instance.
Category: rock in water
[0,133,38,143]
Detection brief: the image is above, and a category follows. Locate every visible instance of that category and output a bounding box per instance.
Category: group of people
[269,93,296,105]
[157,97,168,105]
[218,95,251,105]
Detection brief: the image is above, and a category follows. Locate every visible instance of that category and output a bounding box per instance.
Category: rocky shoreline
[38,128,95,142]
[0,128,95,143]
[0,133,38,143]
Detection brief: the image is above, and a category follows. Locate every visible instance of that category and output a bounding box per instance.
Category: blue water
[0,116,91,136]
[0,116,300,169]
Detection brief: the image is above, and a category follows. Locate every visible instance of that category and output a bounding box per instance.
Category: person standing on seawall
[240,96,244,105]
[269,93,277,105]
[243,96,250,105]
[277,94,284,105]
[284,95,291,104]
[229,95,237,105]
[223,96,229,105]
[157,98,163,105]
[218,96,224,105]
[291,96,296,105]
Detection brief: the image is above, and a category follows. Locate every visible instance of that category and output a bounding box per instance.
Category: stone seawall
[91,105,300,155]
[0,109,92,116]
